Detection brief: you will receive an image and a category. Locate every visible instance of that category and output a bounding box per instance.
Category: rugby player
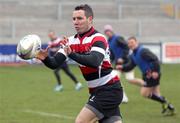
[48,31,83,91]
[116,36,175,115]
[36,4,123,123]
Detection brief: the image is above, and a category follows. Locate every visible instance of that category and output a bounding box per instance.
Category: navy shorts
[143,73,161,87]
[86,82,123,121]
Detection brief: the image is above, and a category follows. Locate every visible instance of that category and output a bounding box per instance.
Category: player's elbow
[89,59,102,68]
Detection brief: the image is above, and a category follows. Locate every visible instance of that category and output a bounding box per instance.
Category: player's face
[72,10,92,34]
[48,32,56,41]
[104,30,113,38]
[128,39,138,50]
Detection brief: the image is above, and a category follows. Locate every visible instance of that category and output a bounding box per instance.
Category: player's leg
[141,85,175,115]
[152,86,175,115]
[115,121,122,123]
[140,84,165,101]
[140,75,159,98]
[128,78,145,86]
[62,63,83,90]
[140,85,168,113]
[141,74,175,115]
[147,85,167,103]
[125,71,145,86]
[113,70,128,103]
[62,63,78,84]
[53,67,63,91]
[87,82,123,123]
[54,67,61,85]
[140,86,153,98]
[100,117,122,123]
[75,106,98,123]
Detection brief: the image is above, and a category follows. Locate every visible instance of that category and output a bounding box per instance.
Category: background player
[116,36,175,115]
[104,25,145,102]
[48,31,83,91]
[104,24,129,103]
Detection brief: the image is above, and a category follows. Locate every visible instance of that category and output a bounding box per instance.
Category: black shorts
[86,82,123,121]
[143,74,161,87]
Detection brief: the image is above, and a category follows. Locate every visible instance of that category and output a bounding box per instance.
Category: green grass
[0,64,180,123]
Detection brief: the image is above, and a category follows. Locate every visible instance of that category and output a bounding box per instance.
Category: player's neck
[78,26,94,38]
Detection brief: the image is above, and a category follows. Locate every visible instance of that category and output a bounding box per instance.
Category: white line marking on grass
[23,109,74,120]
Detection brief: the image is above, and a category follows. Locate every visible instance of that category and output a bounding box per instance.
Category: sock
[149,94,167,104]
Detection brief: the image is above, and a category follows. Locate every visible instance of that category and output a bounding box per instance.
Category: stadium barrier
[0,44,47,64]
[0,42,180,65]
[162,42,180,63]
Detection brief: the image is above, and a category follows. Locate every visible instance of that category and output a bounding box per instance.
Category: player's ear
[88,16,93,23]
[89,16,93,20]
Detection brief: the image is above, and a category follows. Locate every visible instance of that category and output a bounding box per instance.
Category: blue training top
[108,35,123,61]
[131,46,153,74]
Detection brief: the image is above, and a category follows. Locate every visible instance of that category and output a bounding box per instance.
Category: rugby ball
[17,34,41,60]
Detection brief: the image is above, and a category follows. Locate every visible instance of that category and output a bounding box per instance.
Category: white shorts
[113,70,135,81]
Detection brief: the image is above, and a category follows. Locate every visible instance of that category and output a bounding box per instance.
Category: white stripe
[23,109,74,120]
[82,33,107,44]
[87,70,118,88]
[91,47,105,56]
[57,48,67,57]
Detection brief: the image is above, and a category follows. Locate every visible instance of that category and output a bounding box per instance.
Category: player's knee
[140,90,149,98]
[75,116,87,123]
[75,117,84,123]
[114,121,122,123]
[102,116,122,123]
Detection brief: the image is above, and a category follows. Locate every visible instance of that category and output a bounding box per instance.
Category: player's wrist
[35,50,48,60]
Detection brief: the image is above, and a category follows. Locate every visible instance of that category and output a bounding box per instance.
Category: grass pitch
[0,64,180,123]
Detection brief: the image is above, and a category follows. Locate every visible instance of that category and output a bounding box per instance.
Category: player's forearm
[122,59,136,72]
[42,53,66,69]
[68,51,104,68]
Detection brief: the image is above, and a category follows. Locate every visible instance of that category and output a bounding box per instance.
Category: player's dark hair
[128,36,137,41]
[74,4,94,19]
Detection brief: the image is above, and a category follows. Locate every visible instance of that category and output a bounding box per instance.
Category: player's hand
[48,36,69,48]
[62,36,72,55]
[116,65,123,71]
[64,45,72,55]
[146,70,152,79]
[151,71,159,79]
[62,36,69,47]
[35,49,48,60]
[117,58,124,65]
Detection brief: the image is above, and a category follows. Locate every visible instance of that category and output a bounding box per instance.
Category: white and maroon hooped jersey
[60,27,119,91]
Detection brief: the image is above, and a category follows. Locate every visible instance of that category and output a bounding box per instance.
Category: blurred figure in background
[116,36,175,115]
[104,24,131,103]
[48,30,83,91]
[104,25,145,88]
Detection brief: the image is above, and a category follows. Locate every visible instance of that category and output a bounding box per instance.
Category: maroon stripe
[101,61,112,69]
[80,66,98,74]
[70,43,91,53]
[92,36,108,48]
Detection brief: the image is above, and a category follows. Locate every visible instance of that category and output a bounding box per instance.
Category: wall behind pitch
[1,42,180,64]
